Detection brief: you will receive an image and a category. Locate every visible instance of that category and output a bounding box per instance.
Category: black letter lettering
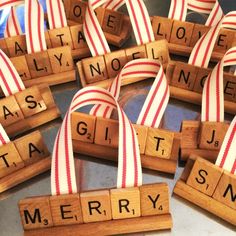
[154,137,164,151]
[24,209,41,224]
[25,95,37,109]
[77,122,87,135]
[60,205,73,219]
[148,194,160,209]
[88,201,102,215]
[119,199,130,213]
[196,169,208,184]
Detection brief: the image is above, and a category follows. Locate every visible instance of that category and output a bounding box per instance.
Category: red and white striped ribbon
[0,0,23,9]
[51,86,142,195]
[46,0,67,29]
[189,12,236,68]
[103,0,125,11]
[83,0,111,56]
[4,6,22,38]
[90,59,169,128]
[205,0,224,27]
[168,0,187,22]
[215,116,236,175]
[201,47,236,122]
[0,124,10,146]
[125,0,154,45]
[25,0,47,54]
[0,49,25,96]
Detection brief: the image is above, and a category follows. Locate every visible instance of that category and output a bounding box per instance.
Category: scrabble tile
[94,7,105,24]
[181,120,200,149]
[152,16,174,41]
[214,28,235,53]
[224,74,236,102]
[102,9,123,35]
[190,24,210,47]
[48,27,73,48]
[170,20,194,46]
[0,96,24,126]
[104,50,128,78]
[71,112,96,143]
[125,45,147,61]
[26,51,53,78]
[0,38,9,56]
[70,25,88,49]
[10,55,31,81]
[198,122,229,150]
[19,196,53,230]
[140,183,169,216]
[5,35,27,57]
[145,128,174,159]
[69,0,87,23]
[213,171,236,210]
[171,62,198,90]
[0,142,24,178]
[82,56,108,84]
[186,157,223,196]
[110,187,141,219]
[193,67,211,93]
[80,190,112,223]
[15,86,47,118]
[50,194,83,226]
[133,124,148,154]
[94,117,119,148]
[44,31,52,49]
[14,131,49,166]
[146,40,169,64]
[47,46,74,74]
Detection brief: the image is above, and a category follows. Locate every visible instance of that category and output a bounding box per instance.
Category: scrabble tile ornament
[19,86,173,235]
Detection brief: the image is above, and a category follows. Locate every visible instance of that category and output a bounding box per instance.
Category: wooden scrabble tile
[140,183,169,216]
[5,35,27,57]
[146,40,169,64]
[193,67,211,93]
[110,187,141,219]
[70,25,88,49]
[47,46,74,74]
[0,38,9,56]
[186,157,223,196]
[26,51,53,78]
[15,86,47,118]
[189,24,210,47]
[145,128,174,159]
[44,31,52,49]
[19,196,53,230]
[224,74,236,102]
[170,20,194,46]
[48,27,73,48]
[71,112,96,143]
[94,117,118,148]
[213,171,236,210]
[214,28,235,53]
[198,122,229,150]
[0,142,24,178]
[94,7,105,24]
[50,194,83,226]
[0,96,24,126]
[10,55,31,81]
[82,56,108,84]
[152,16,174,41]
[171,62,198,90]
[102,9,123,36]
[133,124,148,154]
[80,190,112,223]
[181,120,200,149]
[69,0,87,23]
[125,45,147,61]
[14,131,49,166]
[104,50,128,78]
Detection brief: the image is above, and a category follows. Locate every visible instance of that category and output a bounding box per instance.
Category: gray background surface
[0,0,236,235]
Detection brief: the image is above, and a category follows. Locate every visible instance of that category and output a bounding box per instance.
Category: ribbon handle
[201,47,236,122]
[25,0,47,54]
[0,49,25,96]
[46,0,67,29]
[51,86,142,195]
[215,116,236,175]
[0,0,23,10]
[0,124,10,146]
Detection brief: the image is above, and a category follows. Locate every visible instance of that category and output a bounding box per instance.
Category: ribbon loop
[51,86,142,195]
[215,116,236,174]
[168,0,187,22]
[4,6,22,38]
[0,124,10,146]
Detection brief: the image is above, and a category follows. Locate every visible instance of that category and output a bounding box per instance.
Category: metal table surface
[0,0,236,235]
